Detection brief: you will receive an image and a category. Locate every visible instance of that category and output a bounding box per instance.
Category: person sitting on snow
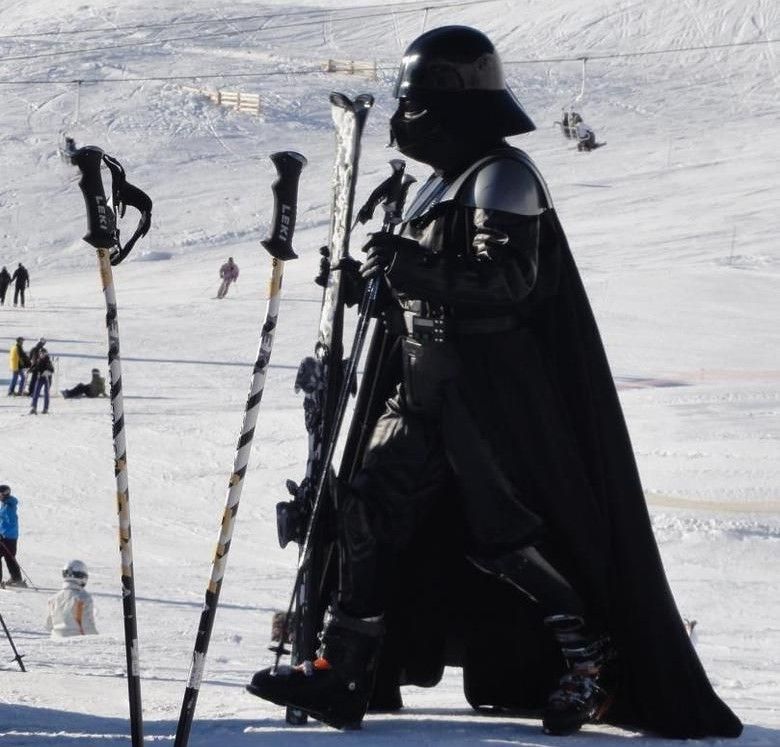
[46,560,98,637]
[61,369,106,399]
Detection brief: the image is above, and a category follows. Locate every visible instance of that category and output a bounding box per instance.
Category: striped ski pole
[174,150,307,747]
[66,140,152,747]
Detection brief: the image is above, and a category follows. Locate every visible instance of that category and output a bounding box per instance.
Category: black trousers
[339,339,583,621]
[63,383,91,398]
[13,286,25,306]
[0,538,22,583]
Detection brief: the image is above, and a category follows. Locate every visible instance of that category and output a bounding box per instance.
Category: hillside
[0,1,777,745]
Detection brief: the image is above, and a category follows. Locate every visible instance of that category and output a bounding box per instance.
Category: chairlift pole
[73,80,83,126]
[573,56,588,106]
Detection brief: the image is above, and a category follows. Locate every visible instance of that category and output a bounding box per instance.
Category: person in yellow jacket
[7,337,30,396]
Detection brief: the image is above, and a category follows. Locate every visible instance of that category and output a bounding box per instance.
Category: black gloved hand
[314,248,365,307]
[314,245,330,288]
[335,255,365,307]
[360,232,419,279]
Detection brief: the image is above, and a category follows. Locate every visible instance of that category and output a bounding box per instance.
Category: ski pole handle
[262,151,308,261]
[72,146,117,249]
[383,173,416,233]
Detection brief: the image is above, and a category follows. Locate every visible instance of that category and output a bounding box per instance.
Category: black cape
[335,198,742,739]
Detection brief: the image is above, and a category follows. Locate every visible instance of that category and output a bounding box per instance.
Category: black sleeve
[386,207,540,308]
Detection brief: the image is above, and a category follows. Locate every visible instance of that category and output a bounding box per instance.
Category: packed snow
[0,0,777,744]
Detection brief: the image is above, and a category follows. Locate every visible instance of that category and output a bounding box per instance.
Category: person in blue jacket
[0,485,26,587]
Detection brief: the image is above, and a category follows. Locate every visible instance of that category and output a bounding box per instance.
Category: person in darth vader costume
[248,26,742,739]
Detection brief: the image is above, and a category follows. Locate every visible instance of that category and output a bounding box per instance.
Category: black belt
[403,312,519,343]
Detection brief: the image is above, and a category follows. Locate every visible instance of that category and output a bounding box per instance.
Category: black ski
[273,92,373,725]
[269,160,415,733]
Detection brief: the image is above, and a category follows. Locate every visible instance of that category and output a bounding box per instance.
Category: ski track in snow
[0,0,778,745]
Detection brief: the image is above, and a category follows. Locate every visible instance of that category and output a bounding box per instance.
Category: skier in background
[217,257,239,298]
[61,368,106,399]
[0,485,26,588]
[248,26,741,741]
[46,560,98,637]
[29,346,54,414]
[575,118,598,151]
[0,266,10,305]
[7,336,30,396]
[11,263,30,307]
[26,337,47,397]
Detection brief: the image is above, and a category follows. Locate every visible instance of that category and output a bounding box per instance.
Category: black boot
[247,607,383,730]
[542,614,615,736]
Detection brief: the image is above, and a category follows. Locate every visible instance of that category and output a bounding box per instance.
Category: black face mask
[389,100,463,171]
[389,99,501,175]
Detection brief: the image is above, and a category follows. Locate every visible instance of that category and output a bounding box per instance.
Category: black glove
[360,232,419,279]
[335,255,365,307]
[314,249,365,307]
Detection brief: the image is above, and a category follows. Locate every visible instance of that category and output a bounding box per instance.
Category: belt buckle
[412,316,447,343]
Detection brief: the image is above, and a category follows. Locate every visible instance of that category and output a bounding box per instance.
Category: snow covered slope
[0,1,778,744]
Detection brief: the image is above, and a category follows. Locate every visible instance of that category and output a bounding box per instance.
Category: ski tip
[329,92,375,111]
[354,93,375,109]
[329,92,352,109]
[270,151,308,169]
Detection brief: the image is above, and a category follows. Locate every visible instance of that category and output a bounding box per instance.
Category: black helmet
[393,26,535,136]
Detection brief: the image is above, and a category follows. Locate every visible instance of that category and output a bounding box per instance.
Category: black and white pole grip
[262,151,308,261]
[73,146,116,249]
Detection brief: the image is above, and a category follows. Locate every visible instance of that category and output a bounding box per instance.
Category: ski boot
[542,614,614,736]
[5,578,28,588]
[247,606,383,730]
[367,676,403,712]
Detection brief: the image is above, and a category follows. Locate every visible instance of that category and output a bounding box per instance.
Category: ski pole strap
[103,154,153,265]
[66,141,152,265]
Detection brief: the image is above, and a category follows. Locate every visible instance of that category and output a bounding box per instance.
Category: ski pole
[174,151,307,747]
[0,611,26,671]
[64,138,152,747]
[273,160,415,669]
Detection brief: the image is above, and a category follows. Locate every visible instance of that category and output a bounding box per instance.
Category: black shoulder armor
[445,148,553,217]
